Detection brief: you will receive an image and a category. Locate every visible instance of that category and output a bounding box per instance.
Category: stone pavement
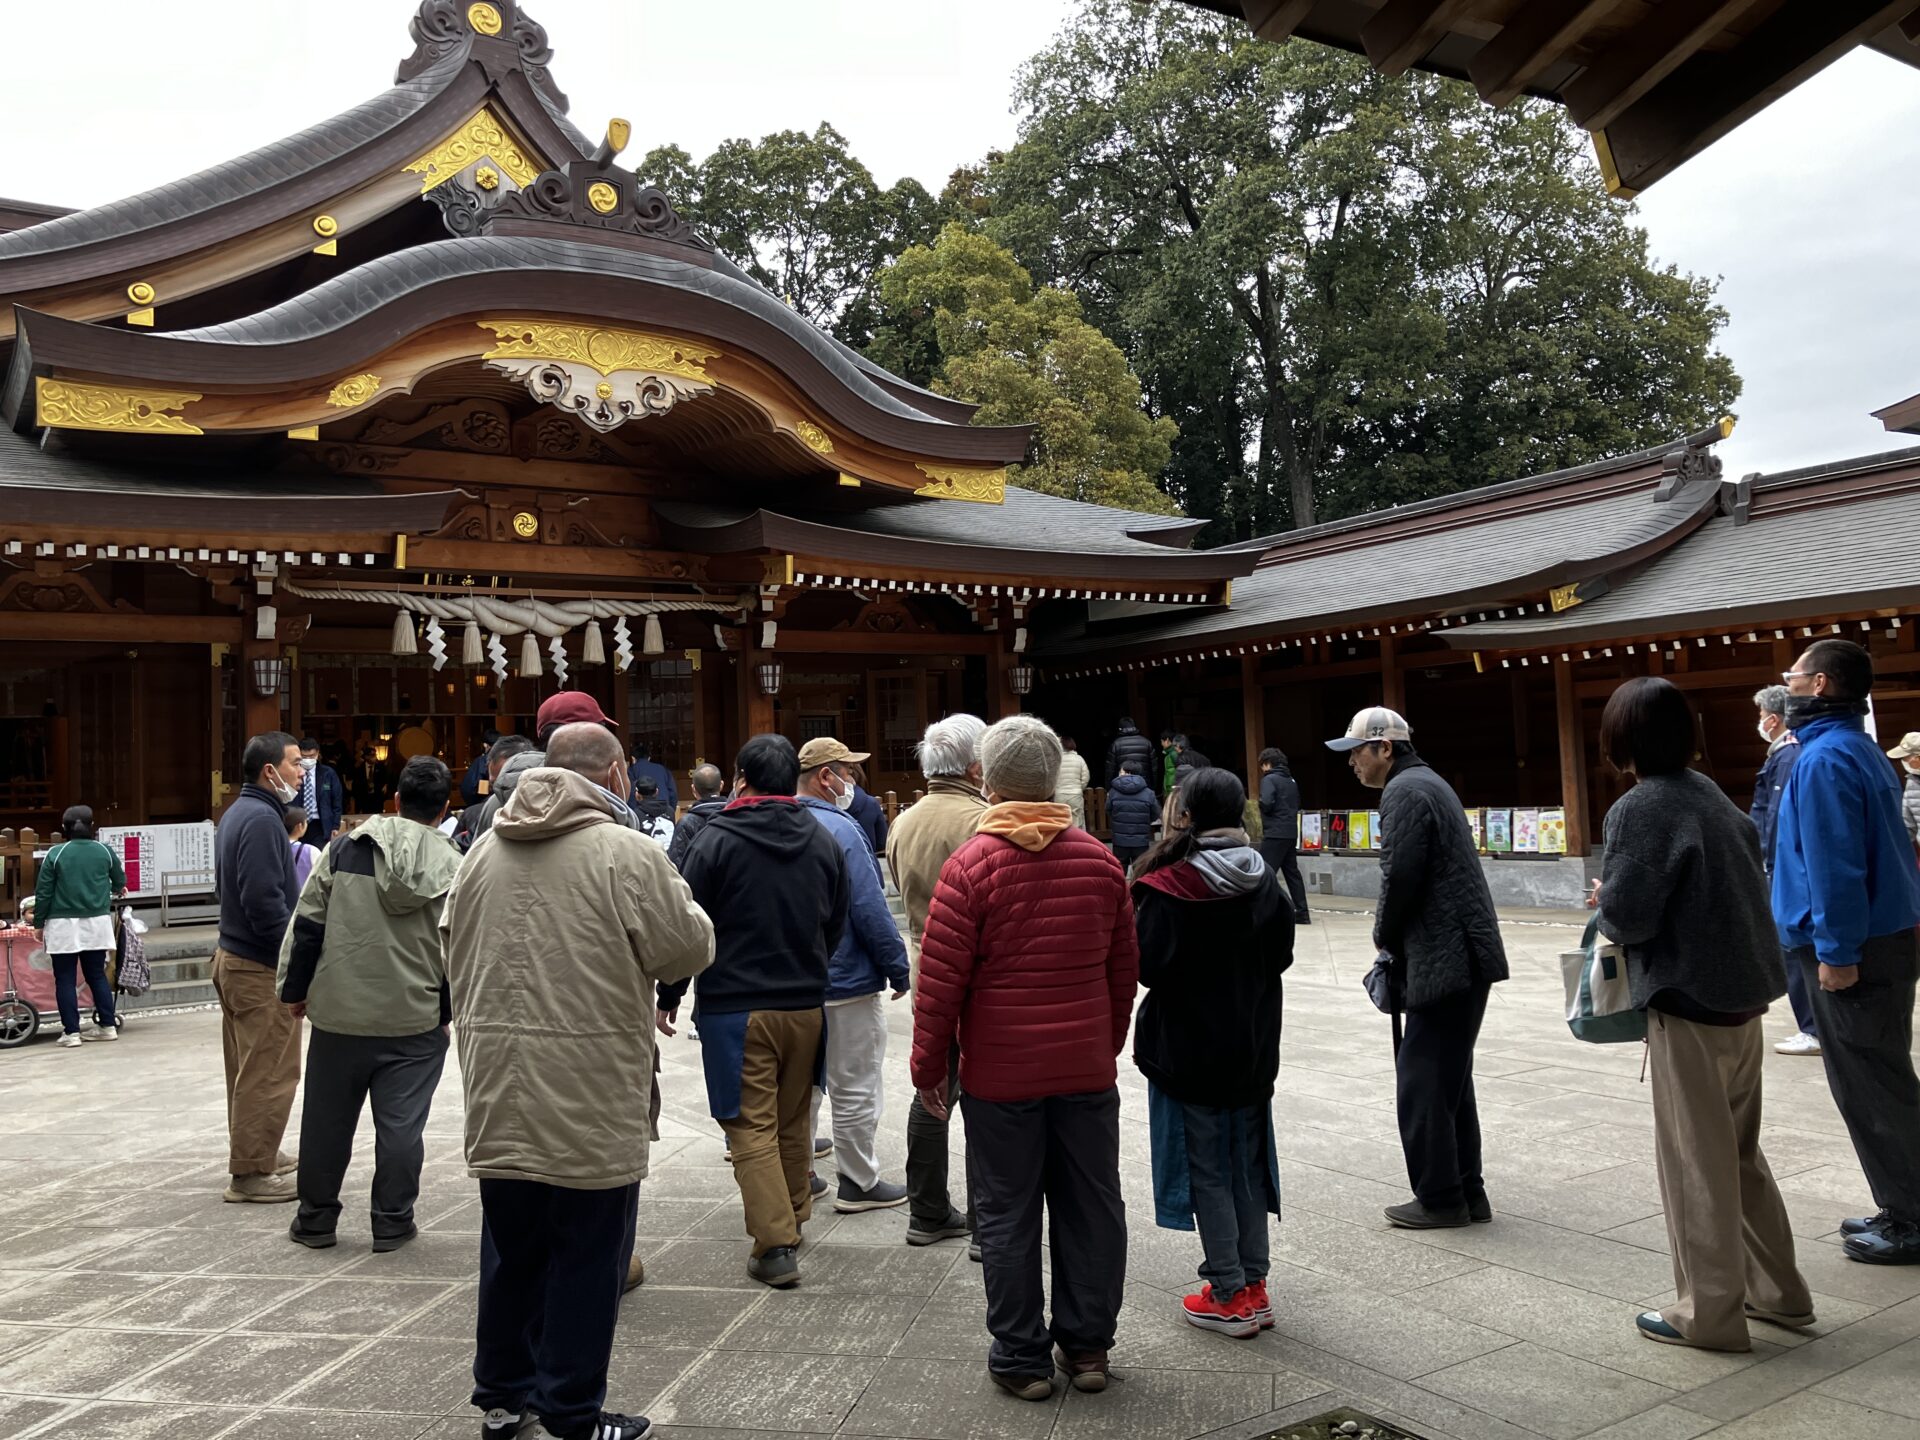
[2,904,1919,1440]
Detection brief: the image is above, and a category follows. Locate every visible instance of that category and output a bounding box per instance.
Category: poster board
[1466,808,1484,852]
[1538,808,1568,855]
[1299,812,1323,852]
[1513,808,1541,854]
[1484,808,1512,853]
[96,822,218,899]
[1367,810,1383,850]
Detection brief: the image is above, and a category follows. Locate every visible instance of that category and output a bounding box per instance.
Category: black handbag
[1363,950,1406,1054]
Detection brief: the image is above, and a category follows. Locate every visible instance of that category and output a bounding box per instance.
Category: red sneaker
[1181,1284,1259,1338]
[1247,1278,1275,1329]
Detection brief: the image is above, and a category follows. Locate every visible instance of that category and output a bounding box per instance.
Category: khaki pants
[211,948,302,1177]
[719,1008,822,1256]
[1648,1009,1810,1349]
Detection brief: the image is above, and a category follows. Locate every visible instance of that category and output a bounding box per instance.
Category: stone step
[118,977,217,1012]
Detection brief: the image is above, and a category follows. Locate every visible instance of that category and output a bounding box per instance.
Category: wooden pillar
[989,630,1021,721]
[1240,653,1264,788]
[739,641,775,738]
[239,636,283,746]
[1125,669,1147,729]
[1380,633,1405,714]
[1553,657,1592,856]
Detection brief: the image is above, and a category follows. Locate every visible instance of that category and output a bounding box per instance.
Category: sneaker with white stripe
[531,1413,651,1440]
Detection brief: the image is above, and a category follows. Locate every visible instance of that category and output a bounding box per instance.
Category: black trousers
[964,1087,1126,1376]
[1259,839,1311,921]
[906,1042,974,1229]
[1795,934,1920,1222]
[1396,985,1489,1210]
[294,1026,447,1240]
[474,1178,639,1435]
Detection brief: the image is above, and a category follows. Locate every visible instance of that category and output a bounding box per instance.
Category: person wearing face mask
[212,730,307,1203]
[795,738,912,1214]
[1772,640,1920,1266]
[298,736,345,845]
[1749,687,1817,1057]
[1888,732,1920,854]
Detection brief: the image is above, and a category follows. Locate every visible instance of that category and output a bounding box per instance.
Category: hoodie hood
[977,801,1073,852]
[1109,773,1150,797]
[703,795,830,861]
[494,749,545,797]
[494,768,620,842]
[350,814,462,916]
[1189,843,1266,897]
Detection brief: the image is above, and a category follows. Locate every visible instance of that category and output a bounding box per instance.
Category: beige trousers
[1648,1009,1811,1349]
[719,1008,823,1256]
[211,948,302,1177]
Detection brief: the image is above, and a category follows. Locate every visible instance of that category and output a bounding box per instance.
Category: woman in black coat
[1132,769,1295,1339]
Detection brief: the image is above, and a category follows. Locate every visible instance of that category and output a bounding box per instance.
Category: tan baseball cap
[796,737,870,770]
[1887,731,1920,761]
[1326,706,1413,752]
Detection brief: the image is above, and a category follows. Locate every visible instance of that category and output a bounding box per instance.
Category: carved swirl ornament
[404,107,542,193]
[327,373,382,408]
[36,378,202,436]
[914,464,1008,505]
[794,421,834,455]
[477,319,719,434]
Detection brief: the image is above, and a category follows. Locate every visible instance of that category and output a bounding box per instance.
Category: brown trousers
[1648,1010,1811,1349]
[718,1008,822,1257]
[211,948,302,1177]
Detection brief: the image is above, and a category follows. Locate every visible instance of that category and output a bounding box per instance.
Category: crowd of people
[168,634,1920,1439]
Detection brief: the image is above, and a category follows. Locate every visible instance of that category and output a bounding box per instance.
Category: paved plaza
[2,904,1919,1440]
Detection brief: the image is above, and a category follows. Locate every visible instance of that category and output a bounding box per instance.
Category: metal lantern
[249,656,285,698]
[1009,663,1035,695]
[755,660,784,696]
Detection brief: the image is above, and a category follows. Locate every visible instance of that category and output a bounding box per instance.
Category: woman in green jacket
[32,805,127,1047]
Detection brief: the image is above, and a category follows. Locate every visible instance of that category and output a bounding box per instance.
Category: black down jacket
[1374,755,1509,1011]
[1107,725,1158,787]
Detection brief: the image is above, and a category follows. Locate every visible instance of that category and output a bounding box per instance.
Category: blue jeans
[1184,1104,1271,1297]
[52,950,115,1035]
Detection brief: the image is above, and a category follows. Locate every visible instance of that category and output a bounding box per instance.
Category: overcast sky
[5,1,1915,479]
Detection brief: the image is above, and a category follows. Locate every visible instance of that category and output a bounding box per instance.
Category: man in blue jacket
[797,737,912,1214]
[627,740,678,811]
[1749,688,1815,1056]
[213,731,307,1204]
[1774,639,1920,1265]
[298,736,346,847]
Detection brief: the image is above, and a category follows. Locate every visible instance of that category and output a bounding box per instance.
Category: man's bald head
[544,722,624,778]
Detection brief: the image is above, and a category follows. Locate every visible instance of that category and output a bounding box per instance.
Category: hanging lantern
[390,609,417,656]
[755,660,784,696]
[581,619,606,666]
[1009,663,1035,695]
[519,631,543,678]
[642,613,665,655]
[462,620,484,667]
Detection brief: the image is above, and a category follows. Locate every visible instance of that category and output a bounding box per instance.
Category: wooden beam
[0,612,243,644]
[1242,0,1316,43]
[768,631,994,656]
[1553,658,1592,857]
[1468,0,1619,106]
[1563,0,1768,131]
[1594,0,1916,195]
[1361,0,1475,76]
[407,539,710,583]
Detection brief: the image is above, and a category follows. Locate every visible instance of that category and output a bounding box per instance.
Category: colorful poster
[1514,808,1541,853]
[1299,812,1323,852]
[1348,811,1370,850]
[1367,810,1383,850]
[97,822,217,899]
[1485,809,1512,853]
[1539,808,1568,855]
[1466,808,1484,852]
[1327,812,1349,850]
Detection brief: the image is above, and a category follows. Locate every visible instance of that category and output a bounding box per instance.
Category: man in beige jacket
[444,723,714,1440]
[886,713,988,1249]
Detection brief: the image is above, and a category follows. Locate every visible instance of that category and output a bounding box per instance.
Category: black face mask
[1783,693,1869,730]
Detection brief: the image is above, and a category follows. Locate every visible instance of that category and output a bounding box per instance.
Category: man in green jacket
[277,755,461,1252]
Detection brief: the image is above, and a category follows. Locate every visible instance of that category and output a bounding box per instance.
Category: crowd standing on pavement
[159,630,1919,1437]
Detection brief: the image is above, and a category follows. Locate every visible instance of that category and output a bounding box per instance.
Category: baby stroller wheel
[0,997,38,1047]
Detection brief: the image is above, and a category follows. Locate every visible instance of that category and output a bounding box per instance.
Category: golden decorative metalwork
[511,511,540,539]
[36,377,202,435]
[127,281,155,305]
[404,107,542,193]
[795,421,834,455]
[287,425,320,441]
[477,318,718,380]
[586,181,619,214]
[467,2,503,35]
[914,464,1008,505]
[126,308,155,328]
[327,373,382,408]
[312,215,339,238]
[474,165,500,191]
[595,382,614,399]
[1549,583,1584,613]
[606,119,632,155]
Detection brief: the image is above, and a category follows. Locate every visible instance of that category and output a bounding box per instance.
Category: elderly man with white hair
[886,713,989,1250]
[912,714,1139,1401]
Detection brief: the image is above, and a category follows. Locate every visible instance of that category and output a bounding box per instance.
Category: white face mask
[827,770,855,812]
[1757,720,1774,742]
[299,756,316,771]
[268,768,299,804]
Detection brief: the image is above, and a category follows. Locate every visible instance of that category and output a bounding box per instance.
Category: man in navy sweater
[213,731,306,1204]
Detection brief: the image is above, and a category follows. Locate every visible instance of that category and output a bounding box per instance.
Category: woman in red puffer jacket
[912,715,1138,1404]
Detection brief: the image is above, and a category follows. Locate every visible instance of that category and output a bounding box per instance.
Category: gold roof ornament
[36,378,202,436]
[467,3,504,36]
[326,373,382,408]
[404,106,542,193]
[794,421,834,455]
[914,465,1008,505]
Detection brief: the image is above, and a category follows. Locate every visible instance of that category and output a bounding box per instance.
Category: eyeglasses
[1781,669,1819,684]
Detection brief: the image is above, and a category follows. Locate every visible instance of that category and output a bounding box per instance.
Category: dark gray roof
[1442,448,1920,647]
[0,53,467,263]
[1039,476,1722,659]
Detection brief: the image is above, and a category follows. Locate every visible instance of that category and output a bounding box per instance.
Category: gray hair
[980,715,1063,802]
[917,713,987,779]
[1753,684,1788,719]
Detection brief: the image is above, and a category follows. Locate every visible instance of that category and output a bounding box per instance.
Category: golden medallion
[587,181,620,215]
[511,511,540,539]
[126,281,156,306]
[467,3,504,36]
[312,214,339,238]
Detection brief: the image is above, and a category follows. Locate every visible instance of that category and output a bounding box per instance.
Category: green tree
[635,125,944,347]
[991,1,1739,537]
[872,225,1180,515]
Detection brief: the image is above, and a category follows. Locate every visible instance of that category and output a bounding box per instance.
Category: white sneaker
[1774,1032,1821,1056]
[57,1032,83,1049]
[81,1025,118,1042]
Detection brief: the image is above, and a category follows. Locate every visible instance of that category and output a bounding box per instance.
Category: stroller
[0,914,54,1047]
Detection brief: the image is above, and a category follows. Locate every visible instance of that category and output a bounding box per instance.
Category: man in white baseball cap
[1326,705,1509,1230]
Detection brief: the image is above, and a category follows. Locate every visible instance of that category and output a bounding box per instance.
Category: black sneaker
[1385,1200,1472,1229]
[1841,1210,1891,1237]
[479,1406,532,1438]
[906,1209,971,1246]
[835,1176,909,1213]
[1844,1219,1920,1265]
[287,1222,337,1249]
[1465,1191,1494,1224]
[813,1136,833,1158]
[969,1241,983,1263]
[371,1223,418,1254]
[536,1413,652,1439]
[748,1245,801,1288]
[809,1171,828,1198]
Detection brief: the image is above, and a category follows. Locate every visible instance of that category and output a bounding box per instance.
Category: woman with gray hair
[912,715,1138,1400]
[1750,683,1817,1056]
